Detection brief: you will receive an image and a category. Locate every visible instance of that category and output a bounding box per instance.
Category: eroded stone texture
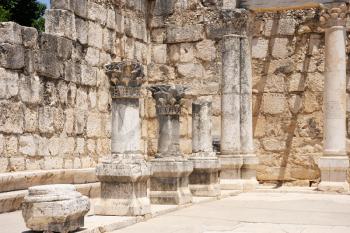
[95,61,152,216]
[22,184,90,233]
[189,96,220,197]
[149,85,193,205]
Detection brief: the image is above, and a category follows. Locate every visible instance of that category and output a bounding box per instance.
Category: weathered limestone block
[0,68,18,99]
[124,18,148,42]
[153,0,176,16]
[22,184,90,233]
[87,1,107,25]
[264,18,297,36]
[0,43,25,69]
[51,0,74,11]
[189,96,220,197]
[166,25,204,43]
[45,9,76,40]
[151,158,193,205]
[0,22,22,44]
[22,26,38,48]
[148,85,193,205]
[88,22,103,49]
[35,50,62,79]
[195,40,217,61]
[152,44,167,64]
[95,156,151,216]
[271,38,291,59]
[0,101,24,134]
[95,61,152,216]
[177,63,204,79]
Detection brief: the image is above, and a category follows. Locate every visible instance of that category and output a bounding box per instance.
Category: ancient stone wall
[0,0,348,185]
[0,0,150,173]
[146,2,336,184]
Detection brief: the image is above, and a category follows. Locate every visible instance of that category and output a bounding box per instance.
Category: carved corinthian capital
[148,85,188,115]
[105,61,145,98]
[319,3,348,27]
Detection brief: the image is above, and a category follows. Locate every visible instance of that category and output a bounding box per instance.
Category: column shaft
[111,99,141,154]
[158,115,180,157]
[221,35,241,155]
[324,26,347,156]
[192,99,213,153]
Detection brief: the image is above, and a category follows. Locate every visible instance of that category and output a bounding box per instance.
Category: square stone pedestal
[318,156,349,193]
[95,157,152,216]
[150,158,193,205]
[220,156,243,190]
[189,154,221,197]
[241,155,259,191]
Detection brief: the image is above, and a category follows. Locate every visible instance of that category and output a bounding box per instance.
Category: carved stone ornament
[319,3,348,27]
[105,60,146,99]
[148,85,188,115]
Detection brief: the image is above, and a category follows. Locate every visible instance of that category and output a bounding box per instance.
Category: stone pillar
[240,37,259,191]
[318,3,349,192]
[220,34,244,190]
[148,85,193,205]
[189,96,221,197]
[95,61,152,216]
[220,33,258,191]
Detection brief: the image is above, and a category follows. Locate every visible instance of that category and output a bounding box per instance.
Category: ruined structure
[148,85,193,205]
[0,0,350,219]
[189,96,220,197]
[95,61,152,216]
[22,184,90,232]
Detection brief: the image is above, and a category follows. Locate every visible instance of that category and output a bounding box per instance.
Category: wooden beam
[239,0,346,12]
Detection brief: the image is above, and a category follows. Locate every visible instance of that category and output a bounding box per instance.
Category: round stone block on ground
[22,184,90,233]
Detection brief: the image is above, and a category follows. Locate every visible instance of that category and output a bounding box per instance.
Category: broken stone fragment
[22,184,90,233]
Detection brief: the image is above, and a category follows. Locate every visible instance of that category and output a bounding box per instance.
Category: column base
[95,156,152,216]
[189,153,221,197]
[317,156,349,193]
[241,155,259,191]
[219,156,243,190]
[150,158,193,205]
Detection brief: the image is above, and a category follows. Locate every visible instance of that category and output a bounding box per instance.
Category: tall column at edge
[318,3,349,192]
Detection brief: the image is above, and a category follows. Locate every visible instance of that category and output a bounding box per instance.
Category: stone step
[0,183,100,214]
[0,168,97,193]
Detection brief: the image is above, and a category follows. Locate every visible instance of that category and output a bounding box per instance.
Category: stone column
[189,96,221,197]
[240,37,259,191]
[220,34,244,190]
[95,61,152,216]
[318,3,349,192]
[148,85,193,205]
[220,32,258,191]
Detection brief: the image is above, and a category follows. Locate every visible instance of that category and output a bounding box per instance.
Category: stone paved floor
[112,192,350,233]
[2,192,350,233]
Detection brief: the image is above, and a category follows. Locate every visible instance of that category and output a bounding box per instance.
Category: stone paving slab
[111,192,350,233]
